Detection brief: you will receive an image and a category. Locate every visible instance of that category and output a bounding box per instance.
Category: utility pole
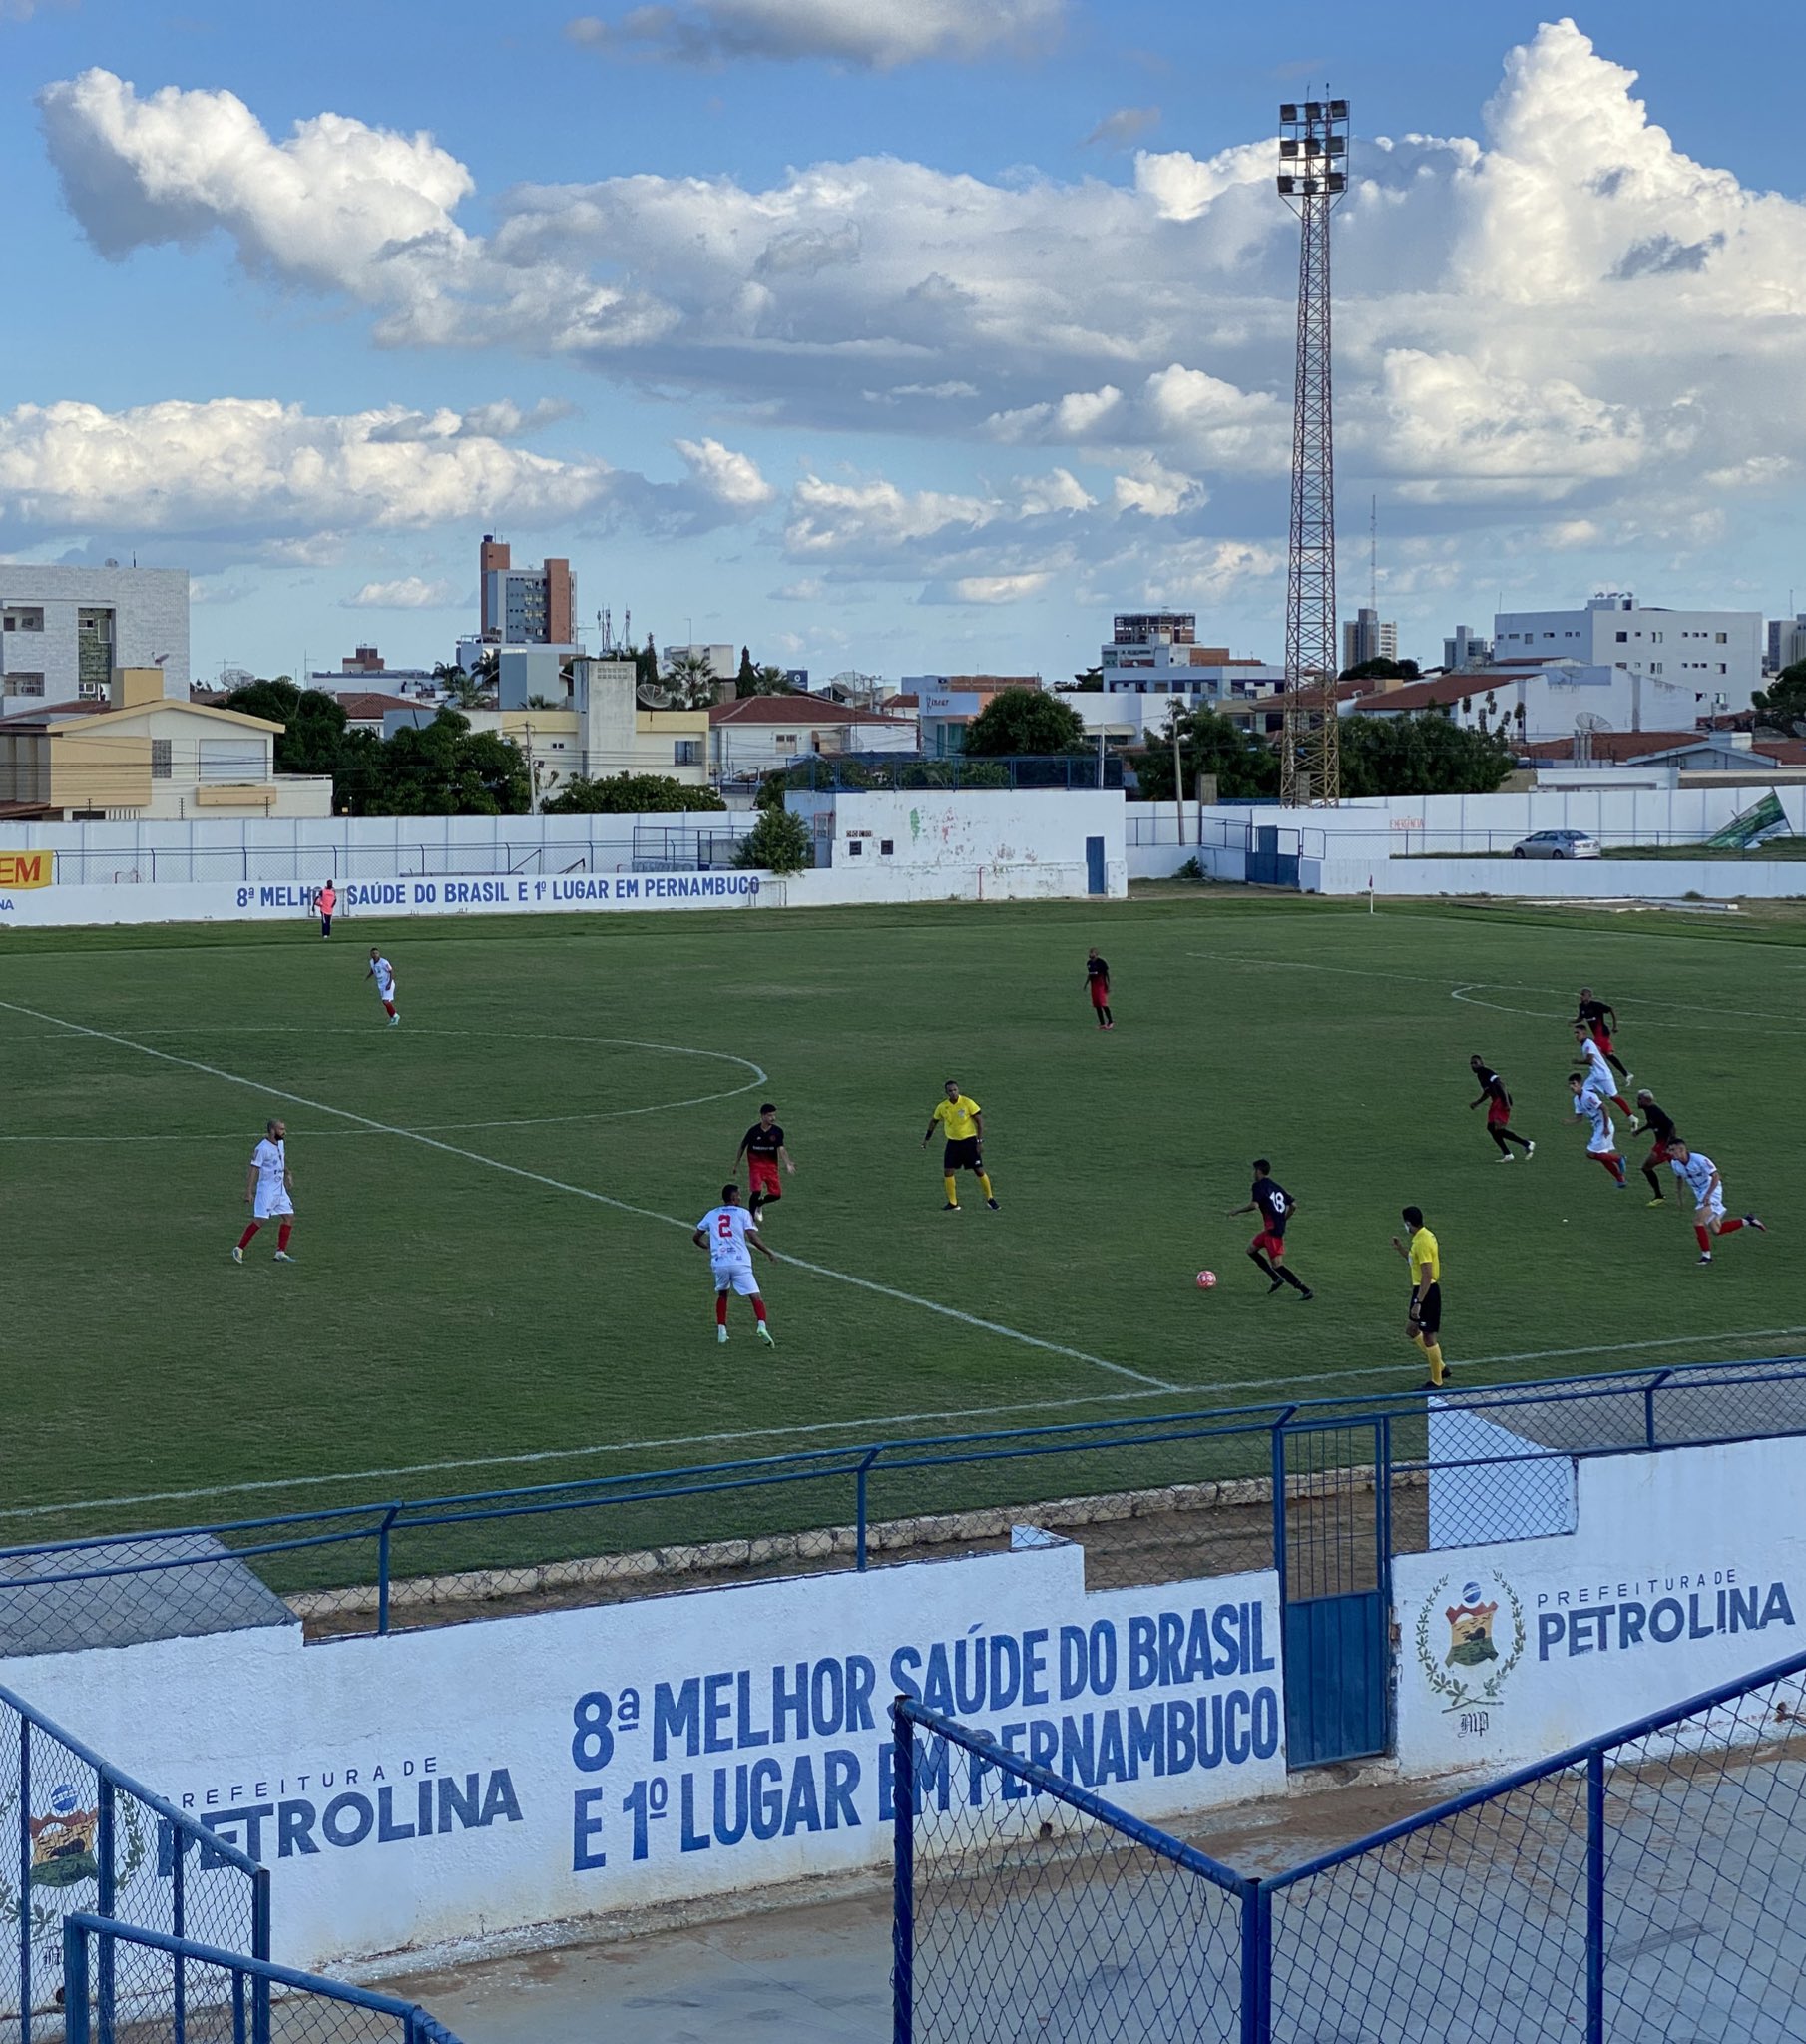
[1277,95,1349,807]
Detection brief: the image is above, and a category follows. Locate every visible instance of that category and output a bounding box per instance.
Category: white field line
[0,1027,767,1139]
[1187,951,1806,1028]
[0,997,1173,1396]
[9,1324,1802,1526]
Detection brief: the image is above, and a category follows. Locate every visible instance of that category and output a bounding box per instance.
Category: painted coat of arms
[1416,1573,1527,1712]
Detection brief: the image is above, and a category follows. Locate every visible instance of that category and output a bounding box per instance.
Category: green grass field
[4,892,1804,1582]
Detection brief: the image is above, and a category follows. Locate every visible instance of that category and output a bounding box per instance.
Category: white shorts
[254,1190,294,1220]
[1694,1189,1726,1224]
[376,983,396,1003]
[1587,1136,1615,1157]
[711,1259,760,1297]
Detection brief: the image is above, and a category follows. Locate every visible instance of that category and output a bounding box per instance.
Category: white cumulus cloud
[342,577,456,609]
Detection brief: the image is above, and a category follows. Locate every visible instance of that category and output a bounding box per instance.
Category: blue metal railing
[0,1682,267,2038]
[62,1916,461,2044]
[3,1353,1805,1639]
[895,1637,1806,2043]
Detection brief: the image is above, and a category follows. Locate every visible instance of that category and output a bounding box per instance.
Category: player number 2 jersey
[251,1137,286,1191]
[699,1205,757,1264]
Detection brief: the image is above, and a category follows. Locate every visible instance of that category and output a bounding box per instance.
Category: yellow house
[0,669,334,820]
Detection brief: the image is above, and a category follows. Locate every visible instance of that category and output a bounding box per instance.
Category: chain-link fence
[6,1356,1806,1647]
[0,1681,267,2036]
[63,1917,460,2044]
[893,1702,1252,2044]
[898,1644,1806,2041]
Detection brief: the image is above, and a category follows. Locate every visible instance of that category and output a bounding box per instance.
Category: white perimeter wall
[1397,1435,1806,1774]
[0,1543,1283,1981]
[2,1431,1803,1979]
[0,793,1127,925]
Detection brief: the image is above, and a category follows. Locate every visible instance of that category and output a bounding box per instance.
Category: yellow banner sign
[0,851,53,888]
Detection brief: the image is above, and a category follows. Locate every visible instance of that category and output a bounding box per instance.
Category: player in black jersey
[733,1104,796,1223]
[1468,1055,1534,1161]
[1574,988,1629,1080]
[1634,1090,1679,1205]
[1085,949,1114,1030]
[1226,1160,1313,1297]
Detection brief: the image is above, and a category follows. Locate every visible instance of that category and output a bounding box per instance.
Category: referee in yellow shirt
[922,1080,1000,1212]
[1390,1204,1449,1390]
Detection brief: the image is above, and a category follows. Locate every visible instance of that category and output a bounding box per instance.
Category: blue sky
[5,1,1806,686]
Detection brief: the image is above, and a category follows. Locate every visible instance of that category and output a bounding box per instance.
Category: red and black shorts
[748,1156,782,1200]
[1089,979,1111,1008]
[1486,1101,1511,1128]
[1251,1229,1287,1261]
[1644,1136,1675,1166]
[1590,1026,1614,1056]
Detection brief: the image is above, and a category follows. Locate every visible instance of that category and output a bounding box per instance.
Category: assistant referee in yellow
[922,1080,1001,1212]
[1390,1204,1449,1390]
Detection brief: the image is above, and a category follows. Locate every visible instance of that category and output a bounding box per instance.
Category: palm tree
[662,649,719,709]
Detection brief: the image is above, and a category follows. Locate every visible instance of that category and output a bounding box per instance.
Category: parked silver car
[1511,828,1601,860]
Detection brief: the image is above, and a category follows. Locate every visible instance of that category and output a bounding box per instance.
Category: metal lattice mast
[1278,97,1348,806]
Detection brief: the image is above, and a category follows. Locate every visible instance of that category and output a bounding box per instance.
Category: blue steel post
[856,1450,879,1571]
[891,1701,915,2044]
[173,1826,188,2044]
[62,1921,91,2044]
[231,1971,246,2044]
[96,1781,116,2044]
[1586,1749,1606,2042]
[378,1506,399,1635]
[1642,1370,1670,1450]
[252,1865,273,1961]
[16,1720,29,2037]
[1240,1882,1271,2044]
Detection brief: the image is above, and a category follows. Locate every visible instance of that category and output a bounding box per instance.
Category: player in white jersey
[1571,1024,1633,1126]
[1667,1142,1767,1265]
[366,948,399,1026]
[1568,1074,1627,1188]
[692,1183,776,1345]
[234,1118,297,1263]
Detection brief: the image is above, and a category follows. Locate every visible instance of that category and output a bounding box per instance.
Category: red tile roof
[1521,731,1713,763]
[0,698,114,729]
[709,697,916,727]
[334,692,422,720]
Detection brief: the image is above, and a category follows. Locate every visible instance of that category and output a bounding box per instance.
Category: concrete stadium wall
[789,789,1129,900]
[1306,856,1806,900]
[3,1432,1802,1980]
[0,1544,1283,1980]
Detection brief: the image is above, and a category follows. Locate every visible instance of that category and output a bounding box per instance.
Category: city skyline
[4,3,1806,684]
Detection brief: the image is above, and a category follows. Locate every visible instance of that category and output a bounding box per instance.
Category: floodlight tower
[1277,97,1349,806]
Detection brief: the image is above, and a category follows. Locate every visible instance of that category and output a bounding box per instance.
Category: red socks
[1595,1153,1623,1181]
[237,1222,259,1251]
[1717,1217,1744,1237]
[277,1222,293,1251]
[751,1297,768,1324]
[716,1294,729,1327]
[383,1001,396,1018]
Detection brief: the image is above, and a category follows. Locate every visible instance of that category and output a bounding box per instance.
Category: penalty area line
[0,996,1172,1398]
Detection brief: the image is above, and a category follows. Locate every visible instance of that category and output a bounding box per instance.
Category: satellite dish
[1575,711,1611,733]
[637,681,676,708]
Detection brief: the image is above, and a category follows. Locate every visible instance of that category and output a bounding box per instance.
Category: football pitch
[4,891,1804,1575]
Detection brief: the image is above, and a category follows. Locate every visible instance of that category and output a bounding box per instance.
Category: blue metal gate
[1275,1417,1392,1768]
[1085,835,1106,894]
[1248,825,1301,888]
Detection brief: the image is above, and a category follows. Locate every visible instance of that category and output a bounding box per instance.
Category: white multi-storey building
[1099,612,1282,700]
[0,565,189,707]
[1493,593,1762,712]
[1340,607,1398,671]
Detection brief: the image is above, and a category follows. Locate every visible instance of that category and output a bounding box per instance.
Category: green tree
[1752,660,1806,735]
[737,645,757,692]
[734,806,812,875]
[662,649,719,709]
[1337,711,1515,797]
[961,686,1088,756]
[740,663,797,697]
[366,709,530,815]
[330,728,386,815]
[543,773,726,814]
[222,679,349,777]
[1063,666,1104,692]
[1132,704,1279,801]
